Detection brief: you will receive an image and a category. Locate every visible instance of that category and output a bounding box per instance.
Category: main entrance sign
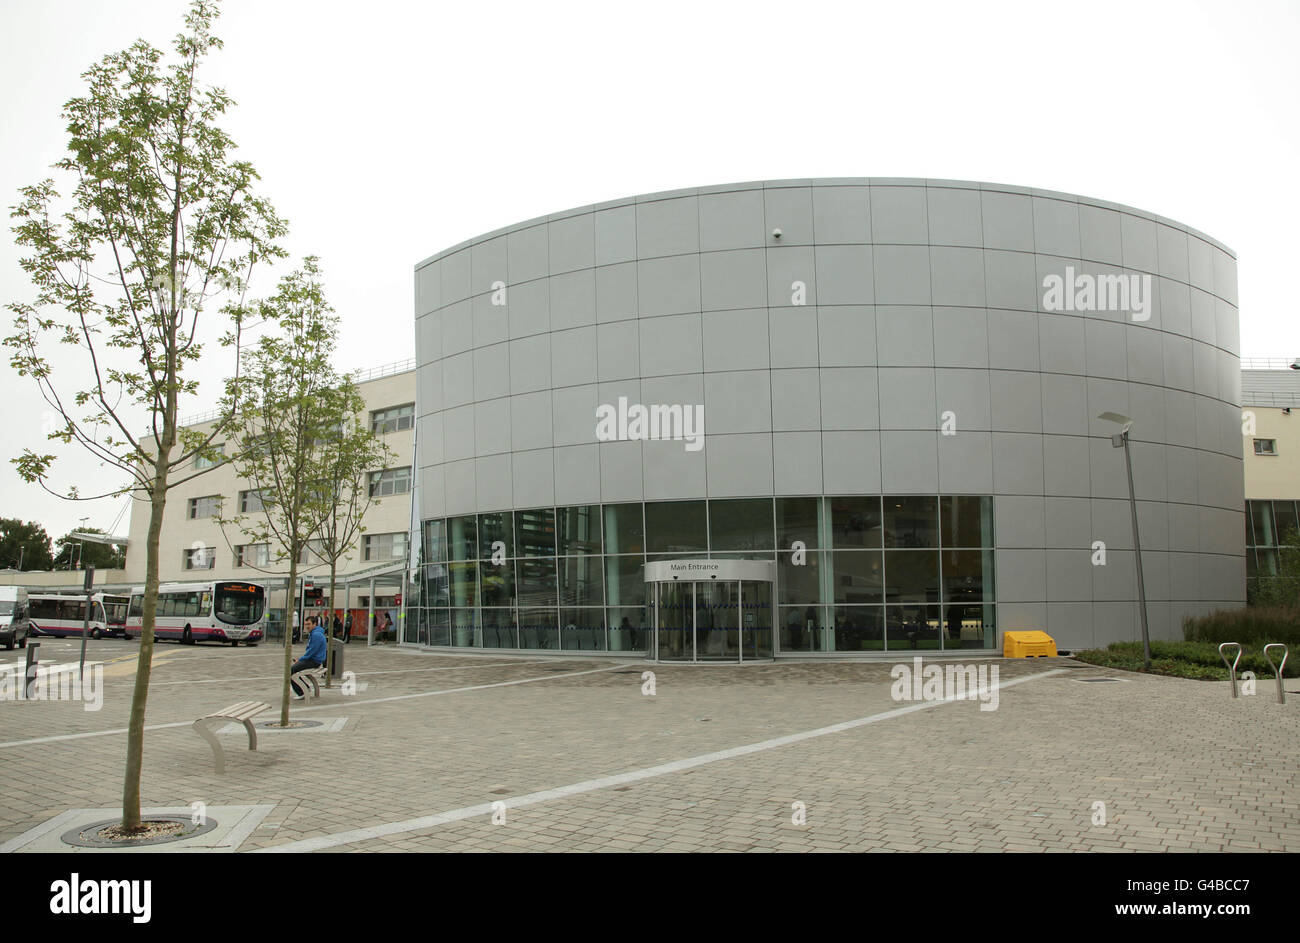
[644,559,776,583]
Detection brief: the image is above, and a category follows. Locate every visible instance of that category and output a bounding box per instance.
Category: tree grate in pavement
[61,815,218,848]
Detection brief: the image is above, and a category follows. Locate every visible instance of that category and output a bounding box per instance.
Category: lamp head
[1098,411,1133,437]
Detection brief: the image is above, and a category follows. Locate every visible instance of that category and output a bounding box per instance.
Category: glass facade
[407,495,996,653]
[1245,498,1300,601]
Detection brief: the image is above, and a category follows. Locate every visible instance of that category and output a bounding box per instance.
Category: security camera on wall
[1290,358,1300,370]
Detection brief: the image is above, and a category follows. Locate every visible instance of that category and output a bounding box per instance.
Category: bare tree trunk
[282,554,298,727]
[328,556,337,640]
[121,448,169,831]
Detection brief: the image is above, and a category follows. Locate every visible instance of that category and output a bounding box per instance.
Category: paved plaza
[0,637,1296,852]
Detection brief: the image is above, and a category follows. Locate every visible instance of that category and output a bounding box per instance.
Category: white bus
[27,592,130,640]
[125,580,266,646]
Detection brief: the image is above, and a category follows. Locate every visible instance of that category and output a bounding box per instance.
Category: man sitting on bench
[291,617,328,699]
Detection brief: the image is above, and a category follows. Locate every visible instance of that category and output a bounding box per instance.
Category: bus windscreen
[214,583,265,625]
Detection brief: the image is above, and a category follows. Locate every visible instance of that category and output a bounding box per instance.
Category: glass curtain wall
[413,495,995,653]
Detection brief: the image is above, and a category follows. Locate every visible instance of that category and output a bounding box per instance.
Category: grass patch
[1074,640,1295,680]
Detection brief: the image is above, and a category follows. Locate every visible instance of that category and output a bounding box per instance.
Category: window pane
[602,503,645,555]
[515,508,556,557]
[884,497,938,548]
[422,520,447,563]
[448,515,478,561]
[558,555,603,606]
[1275,501,1299,544]
[428,608,450,646]
[708,498,774,551]
[833,606,884,651]
[608,606,648,652]
[423,564,450,607]
[941,549,993,603]
[481,608,517,649]
[940,496,993,547]
[1250,502,1276,546]
[561,609,606,651]
[518,608,558,650]
[478,511,515,559]
[886,605,941,650]
[777,551,822,605]
[451,608,476,647]
[516,557,557,605]
[832,551,884,603]
[885,550,940,603]
[776,497,820,551]
[556,505,602,555]
[646,500,706,553]
[830,497,882,548]
[448,561,478,607]
[943,603,996,650]
[780,605,826,652]
[603,554,646,607]
[479,559,515,607]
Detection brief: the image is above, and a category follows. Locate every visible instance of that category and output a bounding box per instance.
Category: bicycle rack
[1219,642,1242,698]
[1263,644,1289,705]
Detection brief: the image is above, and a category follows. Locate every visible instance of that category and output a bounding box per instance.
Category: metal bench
[193,700,270,774]
[291,664,327,699]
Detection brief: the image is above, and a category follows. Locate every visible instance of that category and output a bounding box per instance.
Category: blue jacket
[303,626,327,663]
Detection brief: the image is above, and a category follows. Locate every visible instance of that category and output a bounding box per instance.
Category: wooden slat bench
[291,664,327,699]
[193,700,270,774]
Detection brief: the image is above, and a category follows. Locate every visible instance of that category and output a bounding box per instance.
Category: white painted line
[148,659,554,685]
[217,716,348,734]
[256,668,1067,853]
[284,663,629,715]
[0,663,628,749]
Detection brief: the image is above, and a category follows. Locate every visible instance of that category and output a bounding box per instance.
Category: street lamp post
[1099,412,1151,670]
[76,517,88,571]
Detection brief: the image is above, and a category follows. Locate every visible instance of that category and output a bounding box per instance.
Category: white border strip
[256,668,1066,853]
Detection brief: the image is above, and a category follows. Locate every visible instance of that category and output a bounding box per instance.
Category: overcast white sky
[1,0,1297,550]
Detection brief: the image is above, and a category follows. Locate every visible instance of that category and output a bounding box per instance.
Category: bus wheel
[90,628,101,640]
[182,627,193,645]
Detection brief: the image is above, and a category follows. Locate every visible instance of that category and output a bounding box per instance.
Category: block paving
[0,637,1296,852]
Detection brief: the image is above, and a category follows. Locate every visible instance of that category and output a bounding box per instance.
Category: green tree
[312,392,395,644]
[55,527,127,570]
[219,258,350,726]
[4,1,285,832]
[0,519,55,570]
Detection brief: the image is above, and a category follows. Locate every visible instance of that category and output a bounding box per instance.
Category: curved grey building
[409,178,1244,658]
